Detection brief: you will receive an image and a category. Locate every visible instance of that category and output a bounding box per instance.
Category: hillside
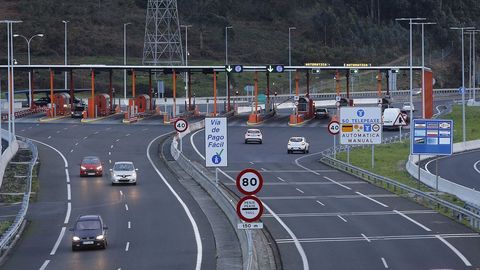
[1,0,480,95]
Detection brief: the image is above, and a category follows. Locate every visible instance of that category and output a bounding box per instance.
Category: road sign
[236,168,263,195]
[205,117,228,167]
[335,95,341,102]
[328,121,340,135]
[174,118,188,133]
[393,113,408,126]
[237,222,263,229]
[294,96,299,101]
[226,65,243,73]
[237,196,263,222]
[339,107,382,145]
[294,101,299,106]
[258,94,266,104]
[458,86,465,94]
[412,119,453,155]
[266,65,284,73]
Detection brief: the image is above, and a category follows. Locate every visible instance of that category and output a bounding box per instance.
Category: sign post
[327,120,340,158]
[205,117,228,167]
[174,118,188,152]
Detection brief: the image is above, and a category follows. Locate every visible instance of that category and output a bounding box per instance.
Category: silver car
[110,161,138,185]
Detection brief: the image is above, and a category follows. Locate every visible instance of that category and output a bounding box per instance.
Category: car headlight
[132,172,137,178]
[80,166,86,170]
[73,236,80,241]
[96,166,102,171]
[96,235,104,240]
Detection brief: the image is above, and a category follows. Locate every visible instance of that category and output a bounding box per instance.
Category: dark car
[33,97,51,107]
[71,105,85,118]
[80,156,103,176]
[315,108,329,119]
[70,215,108,251]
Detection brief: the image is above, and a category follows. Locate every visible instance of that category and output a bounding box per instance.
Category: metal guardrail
[0,137,38,256]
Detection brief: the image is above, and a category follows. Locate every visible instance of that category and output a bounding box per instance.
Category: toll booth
[297,96,314,119]
[135,94,151,113]
[95,93,111,116]
[123,99,139,123]
[54,93,71,116]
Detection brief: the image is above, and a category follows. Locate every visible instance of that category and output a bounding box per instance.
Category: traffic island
[247,114,263,126]
[288,114,305,127]
[81,112,123,123]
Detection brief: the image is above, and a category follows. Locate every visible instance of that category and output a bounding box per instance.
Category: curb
[39,115,69,122]
[81,112,122,123]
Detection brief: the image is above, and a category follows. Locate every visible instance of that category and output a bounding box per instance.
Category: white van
[382,108,401,130]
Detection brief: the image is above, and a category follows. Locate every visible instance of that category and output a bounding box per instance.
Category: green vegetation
[0,220,12,236]
[0,149,33,204]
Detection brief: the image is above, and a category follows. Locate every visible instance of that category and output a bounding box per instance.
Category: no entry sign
[236,168,263,195]
[236,196,263,222]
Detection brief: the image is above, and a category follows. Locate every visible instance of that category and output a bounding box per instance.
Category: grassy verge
[0,220,13,237]
[0,149,34,204]
[336,105,480,204]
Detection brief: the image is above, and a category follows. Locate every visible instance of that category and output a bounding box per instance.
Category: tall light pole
[466,30,480,102]
[451,26,475,144]
[411,22,436,119]
[13,33,44,108]
[62,20,69,90]
[395,17,425,149]
[123,22,131,99]
[180,24,192,100]
[288,26,296,96]
[225,26,233,110]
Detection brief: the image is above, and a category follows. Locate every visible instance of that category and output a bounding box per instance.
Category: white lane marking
[39,260,50,270]
[70,149,73,153]
[217,168,310,270]
[108,152,111,156]
[425,158,435,174]
[109,160,112,164]
[47,136,51,139]
[119,190,123,196]
[63,127,68,130]
[67,184,71,201]
[56,131,60,134]
[75,142,79,146]
[148,132,202,270]
[126,133,130,136]
[323,176,352,190]
[116,139,120,142]
[381,257,389,268]
[276,233,480,243]
[435,235,472,266]
[21,129,25,132]
[111,145,114,149]
[249,162,254,165]
[316,200,325,206]
[83,136,87,140]
[191,127,309,269]
[337,215,347,222]
[296,188,305,194]
[65,169,70,183]
[361,233,371,243]
[142,128,148,131]
[277,177,285,182]
[125,204,129,211]
[261,168,267,172]
[128,221,131,229]
[64,202,71,224]
[356,192,389,208]
[125,242,130,251]
[474,160,480,175]
[50,227,66,255]
[94,131,99,134]
[394,210,431,231]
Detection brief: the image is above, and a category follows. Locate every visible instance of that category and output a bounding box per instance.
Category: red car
[80,156,103,177]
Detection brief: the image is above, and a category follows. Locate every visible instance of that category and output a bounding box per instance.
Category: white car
[287,137,309,154]
[245,129,263,144]
[402,102,415,112]
[110,161,138,185]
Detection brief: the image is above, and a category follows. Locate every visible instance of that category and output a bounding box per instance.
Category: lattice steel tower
[142,0,184,65]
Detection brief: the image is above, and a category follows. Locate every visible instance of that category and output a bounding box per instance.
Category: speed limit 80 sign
[174,118,188,133]
[236,168,263,195]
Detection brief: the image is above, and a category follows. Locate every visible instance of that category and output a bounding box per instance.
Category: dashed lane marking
[39,260,50,270]
[361,233,371,242]
[316,200,325,206]
[296,188,305,194]
[50,227,66,255]
[381,258,389,269]
[277,177,285,182]
[356,192,388,208]
[394,210,431,231]
[125,242,130,251]
[436,235,472,266]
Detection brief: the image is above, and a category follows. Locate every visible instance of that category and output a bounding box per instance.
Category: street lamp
[225,26,233,110]
[180,24,192,101]
[13,33,44,107]
[62,20,69,89]
[123,22,131,99]
[466,30,480,102]
[451,26,475,144]
[288,26,296,96]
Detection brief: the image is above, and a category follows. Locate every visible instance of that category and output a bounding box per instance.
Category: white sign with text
[205,117,228,167]
[340,107,382,145]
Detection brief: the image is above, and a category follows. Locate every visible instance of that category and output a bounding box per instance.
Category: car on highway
[244,128,263,144]
[110,161,138,185]
[287,137,309,154]
[71,105,85,118]
[402,102,415,112]
[314,107,329,119]
[33,97,50,107]
[80,156,103,177]
[70,215,108,251]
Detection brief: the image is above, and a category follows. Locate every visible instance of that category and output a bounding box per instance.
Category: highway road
[1,123,216,270]
[425,149,480,191]
[182,112,480,269]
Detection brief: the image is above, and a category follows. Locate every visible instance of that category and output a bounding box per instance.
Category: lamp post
[288,27,296,96]
[225,26,233,111]
[451,26,475,144]
[180,24,192,102]
[411,22,436,119]
[123,22,131,99]
[62,20,68,90]
[466,30,480,102]
[13,33,44,108]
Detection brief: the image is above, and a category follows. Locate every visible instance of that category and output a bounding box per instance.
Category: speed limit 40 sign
[236,168,263,195]
[174,118,188,133]
[328,120,340,135]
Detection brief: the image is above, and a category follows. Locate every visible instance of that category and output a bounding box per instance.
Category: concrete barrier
[0,129,19,188]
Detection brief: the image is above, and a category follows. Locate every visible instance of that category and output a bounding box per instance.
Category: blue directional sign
[225,65,243,73]
[411,119,453,155]
[205,117,228,167]
[266,65,284,73]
